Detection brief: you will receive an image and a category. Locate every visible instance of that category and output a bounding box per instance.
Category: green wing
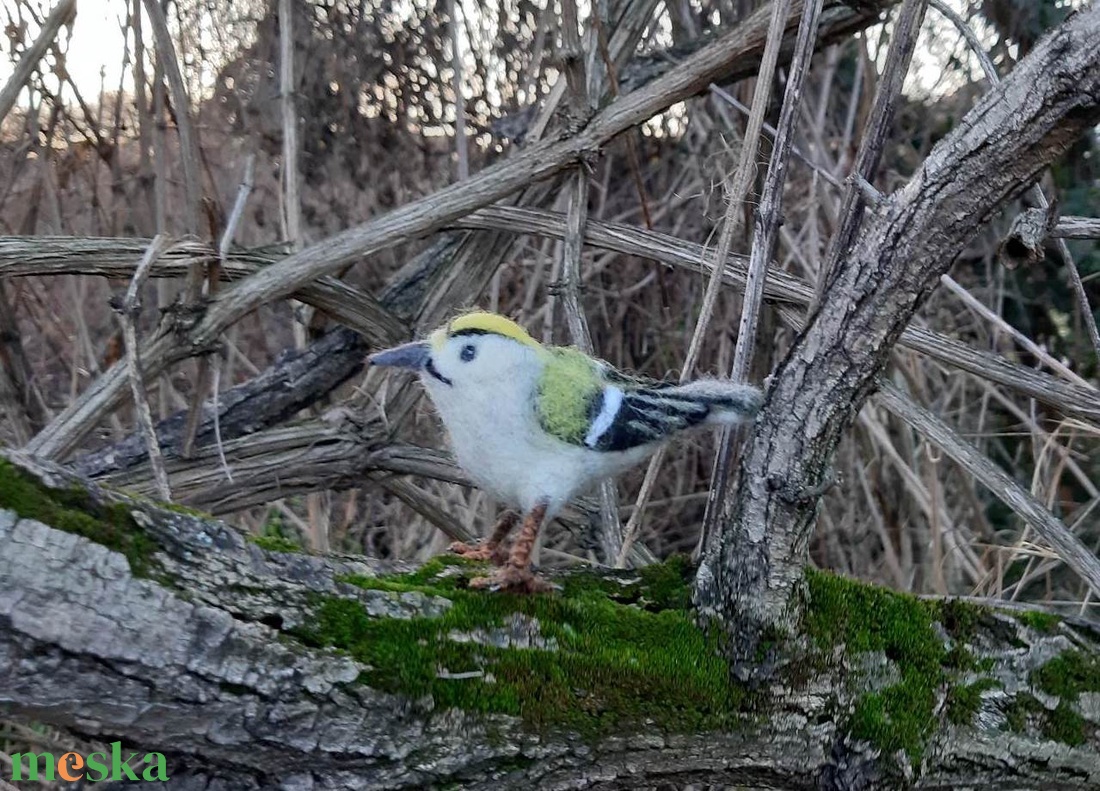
[536,348,604,445]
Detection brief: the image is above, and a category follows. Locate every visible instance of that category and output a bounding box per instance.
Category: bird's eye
[460,343,477,362]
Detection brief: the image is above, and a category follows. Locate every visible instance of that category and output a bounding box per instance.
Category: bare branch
[816,0,928,302]
[939,274,1090,388]
[623,0,799,570]
[701,0,826,560]
[555,167,622,561]
[141,0,202,242]
[4,210,1094,438]
[1053,216,1100,239]
[454,208,1100,424]
[0,236,406,346]
[707,83,844,189]
[113,235,173,501]
[681,0,793,378]
[928,0,1100,369]
[447,0,469,180]
[0,0,75,125]
[1000,205,1060,269]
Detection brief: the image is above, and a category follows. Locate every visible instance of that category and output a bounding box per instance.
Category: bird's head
[368,311,544,396]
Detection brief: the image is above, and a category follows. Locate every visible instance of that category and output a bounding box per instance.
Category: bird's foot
[469,564,557,594]
[448,540,509,566]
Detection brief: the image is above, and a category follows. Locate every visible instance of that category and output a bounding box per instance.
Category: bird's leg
[470,502,554,593]
[505,502,546,572]
[449,510,519,565]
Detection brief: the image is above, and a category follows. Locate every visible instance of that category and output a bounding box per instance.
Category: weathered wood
[6,223,1097,428]
[45,217,1100,515]
[1053,215,1100,239]
[1,451,1098,790]
[70,326,370,479]
[817,0,929,298]
[999,206,1059,269]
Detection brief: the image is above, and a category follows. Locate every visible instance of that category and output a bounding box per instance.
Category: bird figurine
[368,311,763,592]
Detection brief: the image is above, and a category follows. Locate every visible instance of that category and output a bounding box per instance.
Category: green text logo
[11,742,168,783]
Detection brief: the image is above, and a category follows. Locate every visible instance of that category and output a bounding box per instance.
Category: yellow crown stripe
[447,311,541,349]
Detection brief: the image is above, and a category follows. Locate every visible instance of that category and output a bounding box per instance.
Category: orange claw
[448,540,496,561]
[447,511,520,566]
[469,564,556,593]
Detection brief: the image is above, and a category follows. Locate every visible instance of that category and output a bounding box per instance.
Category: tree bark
[2,451,1098,790]
[696,2,1100,655]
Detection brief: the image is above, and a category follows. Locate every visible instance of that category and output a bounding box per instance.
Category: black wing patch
[589,390,711,452]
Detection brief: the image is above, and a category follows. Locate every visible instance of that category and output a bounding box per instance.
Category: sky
[0,0,1043,113]
[2,1,133,103]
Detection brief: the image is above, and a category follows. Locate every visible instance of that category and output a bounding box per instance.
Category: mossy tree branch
[2,451,1099,789]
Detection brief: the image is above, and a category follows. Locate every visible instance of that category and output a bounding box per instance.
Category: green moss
[1014,610,1062,634]
[1032,651,1100,699]
[306,560,1099,756]
[248,534,303,553]
[157,499,212,519]
[637,554,695,611]
[1027,649,1100,745]
[938,598,987,642]
[947,678,1000,725]
[1005,692,1043,733]
[1006,693,1088,746]
[1001,652,1100,746]
[0,458,163,578]
[298,557,743,736]
[804,570,995,766]
[1042,701,1087,746]
[943,645,979,672]
[338,555,473,594]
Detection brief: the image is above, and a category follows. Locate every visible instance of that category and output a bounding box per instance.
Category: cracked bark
[1,451,1099,790]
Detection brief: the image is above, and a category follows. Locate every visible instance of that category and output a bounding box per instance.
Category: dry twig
[0,0,76,125]
[113,234,172,501]
[928,0,1100,368]
[701,0,826,557]
[816,0,929,301]
[878,382,1100,597]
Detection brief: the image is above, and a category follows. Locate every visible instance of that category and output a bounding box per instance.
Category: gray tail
[639,379,763,426]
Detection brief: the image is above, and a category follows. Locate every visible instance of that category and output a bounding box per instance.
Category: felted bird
[368,311,763,592]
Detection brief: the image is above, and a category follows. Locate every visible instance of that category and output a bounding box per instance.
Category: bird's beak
[367,341,430,371]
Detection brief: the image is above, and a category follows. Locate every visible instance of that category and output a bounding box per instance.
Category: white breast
[422,368,652,515]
